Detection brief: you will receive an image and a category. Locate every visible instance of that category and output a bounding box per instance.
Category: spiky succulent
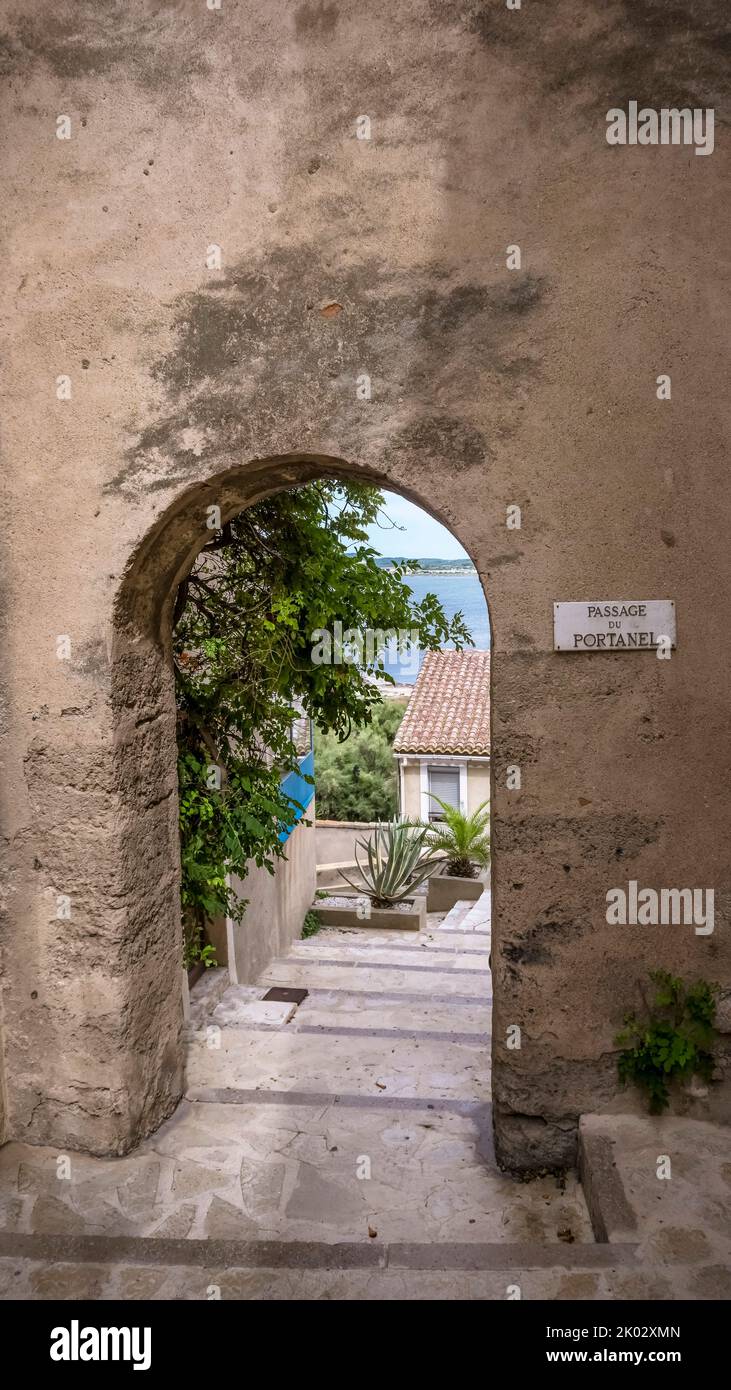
[338,819,442,907]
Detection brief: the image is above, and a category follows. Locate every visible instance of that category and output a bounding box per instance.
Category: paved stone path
[1,897,725,1298]
[579,1113,731,1297]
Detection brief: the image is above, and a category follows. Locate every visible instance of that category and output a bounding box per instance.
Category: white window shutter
[427,766,460,818]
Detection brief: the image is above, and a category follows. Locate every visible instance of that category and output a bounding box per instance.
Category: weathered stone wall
[0,0,729,1164]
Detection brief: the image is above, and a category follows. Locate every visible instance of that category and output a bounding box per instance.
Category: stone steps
[3,917,728,1303]
[437,899,476,932]
[257,958,490,997]
[185,1027,491,1103]
[305,927,488,955]
[212,985,490,1038]
[459,893,491,933]
[438,892,490,934]
[293,990,491,1035]
[0,915,600,1302]
[284,942,488,971]
[5,1104,725,1298]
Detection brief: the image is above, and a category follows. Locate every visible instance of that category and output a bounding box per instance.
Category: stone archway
[86,454,498,1156]
[6,434,701,1172]
[1,0,728,1188]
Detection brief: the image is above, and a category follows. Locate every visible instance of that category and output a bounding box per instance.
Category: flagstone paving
[3,893,724,1299]
[0,895,603,1297]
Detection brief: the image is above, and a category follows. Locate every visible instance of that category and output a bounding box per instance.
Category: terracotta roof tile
[392,649,490,755]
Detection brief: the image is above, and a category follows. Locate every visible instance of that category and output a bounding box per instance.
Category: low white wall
[315,820,376,865]
[210,811,317,985]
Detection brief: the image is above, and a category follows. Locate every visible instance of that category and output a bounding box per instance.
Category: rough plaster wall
[0,0,729,1165]
[228,814,317,985]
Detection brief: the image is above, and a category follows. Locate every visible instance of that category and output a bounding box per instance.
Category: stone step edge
[193,1024,492,1045]
[438,900,476,930]
[578,1116,640,1244]
[182,1088,483,1115]
[0,1231,640,1273]
[270,955,490,976]
[459,911,490,931]
[236,988,493,1007]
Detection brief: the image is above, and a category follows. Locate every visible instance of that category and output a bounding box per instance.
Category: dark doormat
[263,986,309,1005]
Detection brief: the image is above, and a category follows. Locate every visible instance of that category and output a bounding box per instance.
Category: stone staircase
[437,890,490,934]
[0,904,617,1300]
[6,903,725,1299]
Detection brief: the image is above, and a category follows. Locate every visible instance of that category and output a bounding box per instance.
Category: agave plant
[425,798,490,878]
[338,819,443,908]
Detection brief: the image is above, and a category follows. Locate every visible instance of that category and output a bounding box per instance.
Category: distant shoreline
[376,557,476,576]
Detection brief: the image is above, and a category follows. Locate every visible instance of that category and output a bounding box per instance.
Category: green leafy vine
[616,971,719,1113]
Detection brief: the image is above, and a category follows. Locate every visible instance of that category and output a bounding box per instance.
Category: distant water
[381,571,491,685]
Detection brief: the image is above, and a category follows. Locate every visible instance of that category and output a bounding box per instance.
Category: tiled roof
[392,649,490,756]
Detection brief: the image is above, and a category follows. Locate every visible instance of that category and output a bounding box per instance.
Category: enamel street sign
[553,600,676,652]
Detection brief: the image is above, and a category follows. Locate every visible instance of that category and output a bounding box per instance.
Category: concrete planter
[427,863,484,913]
[315,893,426,931]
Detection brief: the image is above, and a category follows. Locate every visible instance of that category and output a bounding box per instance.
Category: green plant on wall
[616,971,719,1114]
[183,927,217,973]
[301,910,322,939]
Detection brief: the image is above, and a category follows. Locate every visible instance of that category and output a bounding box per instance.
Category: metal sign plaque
[553,600,676,652]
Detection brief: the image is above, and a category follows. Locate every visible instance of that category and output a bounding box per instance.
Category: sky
[364,492,469,560]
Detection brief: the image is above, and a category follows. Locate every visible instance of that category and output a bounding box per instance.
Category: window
[427,765,461,819]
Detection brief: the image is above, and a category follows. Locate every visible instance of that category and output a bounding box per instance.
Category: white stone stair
[459,892,490,933]
[438,892,490,934]
[437,899,476,932]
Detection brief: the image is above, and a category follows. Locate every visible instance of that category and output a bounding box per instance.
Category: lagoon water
[382,571,491,684]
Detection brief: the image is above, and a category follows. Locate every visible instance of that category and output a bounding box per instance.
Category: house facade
[393,650,490,822]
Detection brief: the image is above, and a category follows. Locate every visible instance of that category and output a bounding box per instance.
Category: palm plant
[425,798,490,878]
[338,819,443,908]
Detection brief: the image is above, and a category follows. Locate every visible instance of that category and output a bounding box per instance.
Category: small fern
[301,910,322,939]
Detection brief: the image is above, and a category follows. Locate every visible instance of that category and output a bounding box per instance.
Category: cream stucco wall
[467,763,490,813]
[399,757,490,821]
[315,821,375,865]
[400,762,423,822]
[223,812,317,986]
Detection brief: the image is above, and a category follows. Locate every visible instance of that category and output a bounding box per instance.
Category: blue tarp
[278,746,315,843]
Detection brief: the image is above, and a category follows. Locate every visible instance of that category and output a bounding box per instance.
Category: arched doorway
[106,453,495,1155]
